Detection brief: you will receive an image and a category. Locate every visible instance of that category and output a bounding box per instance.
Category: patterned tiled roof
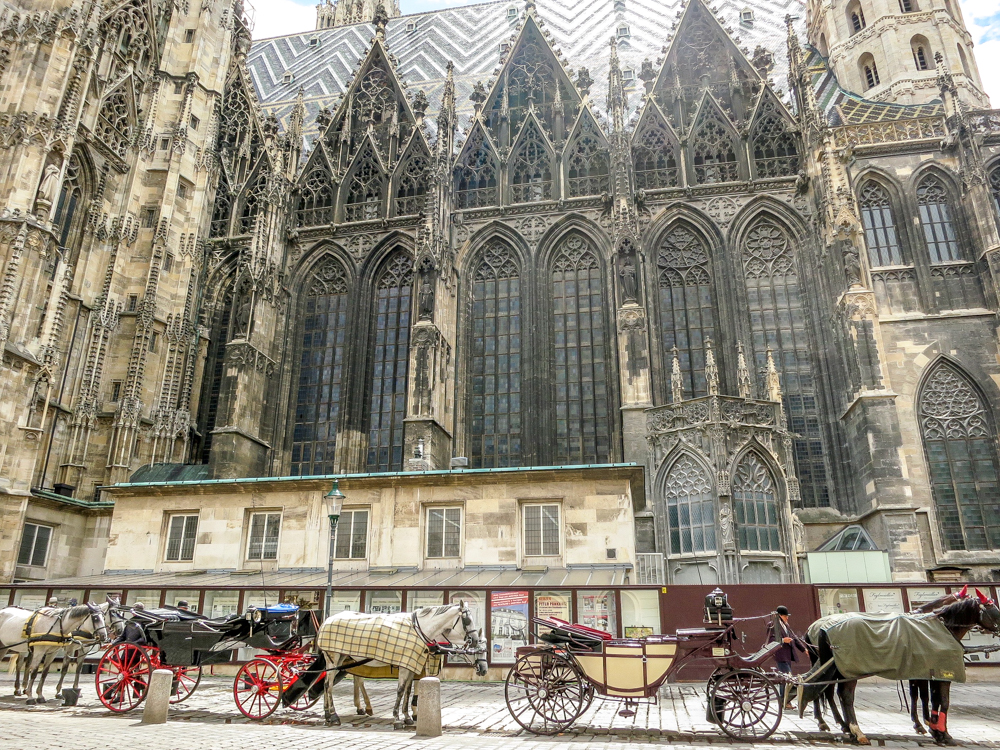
[248,0,807,141]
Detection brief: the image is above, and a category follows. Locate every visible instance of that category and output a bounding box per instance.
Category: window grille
[127,294,138,312]
[917,175,961,263]
[859,181,903,267]
[110,380,123,402]
[426,507,462,558]
[524,504,560,556]
[17,523,52,567]
[733,453,781,551]
[394,155,429,215]
[247,512,281,560]
[750,97,799,178]
[565,116,610,197]
[165,515,198,561]
[665,455,716,554]
[334,510,370,559]
[345,147,384,221]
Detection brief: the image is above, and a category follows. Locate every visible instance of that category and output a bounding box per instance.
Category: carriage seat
[536,617,613,652]
[737,639,782,666]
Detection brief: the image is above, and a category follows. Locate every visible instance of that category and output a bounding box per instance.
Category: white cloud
[250,0,315,40]
[960,0,1000,105]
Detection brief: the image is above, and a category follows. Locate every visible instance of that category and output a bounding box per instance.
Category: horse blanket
[807,612,965,682]
[317,611,441,676]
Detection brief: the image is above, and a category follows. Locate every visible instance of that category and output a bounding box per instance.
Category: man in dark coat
[767,605,806,709]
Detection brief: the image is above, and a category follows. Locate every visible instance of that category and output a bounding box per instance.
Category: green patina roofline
[32,487,114,509]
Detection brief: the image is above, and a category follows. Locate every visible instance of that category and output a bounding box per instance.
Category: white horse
[318,602,487,728]
[0,602,110,703]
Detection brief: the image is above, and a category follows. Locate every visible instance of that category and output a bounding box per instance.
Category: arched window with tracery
[367,251,413,473]
[394,154,429,216]
[455,128,498,209]
[510,120,553,203]
[916,175,961,263]
[292,258,351,476]
[750,98,799,179]
[859,180,903,267]
[860,54,880,89]
[345,147,384,222]
[657,225,716,398]
[665,455,716,554]
[550,235,612,464]
[96,89,133,159]
[237,170,267,235]
[52,154,85,250]
[632,116,679,189]
[469,241,522,468]
[991,166,1000,220]
[742,219,831,508]
[919,361,1000,551]
[297,162,335,226]
[210,176,233,238]
[197,279,235,463]
[690,109,739,184]
[565,116,610,197]
[733,452,781,551]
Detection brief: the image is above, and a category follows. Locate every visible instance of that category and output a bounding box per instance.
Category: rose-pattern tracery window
[510,121,552,203]
[657,226,716,398]
[750,98,799,179]
[96,89,133,159]
[395,154,429,216]
[665,455,716,554]
[297,163,335,226]
[916,175,961,264]
[742,219,831,508]
[859,180,903,267]
[565,117,610,197]
[455,128,498,209]
[367,251,413,473]
[691,109,739,184]
[733,453,781,551]
[632,116,680,190]
[345,147,384,222]
[292,259,350,476]
[469,241,522,468]
[550,235,611,464]
[919,361,1000,551]
[101,0,153,78]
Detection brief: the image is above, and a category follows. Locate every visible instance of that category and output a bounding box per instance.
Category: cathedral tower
[806,0,989,107]
[315,0,400,29]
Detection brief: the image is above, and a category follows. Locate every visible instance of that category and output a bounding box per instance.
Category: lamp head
[324,479,345,521]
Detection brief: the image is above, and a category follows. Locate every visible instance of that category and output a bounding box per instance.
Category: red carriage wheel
[280,657,321,711]
[233,659,282,720]
[96,643,152,713]
[170,665,202,704]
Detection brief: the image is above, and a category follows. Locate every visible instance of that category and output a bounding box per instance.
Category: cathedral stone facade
[2,0,999,587]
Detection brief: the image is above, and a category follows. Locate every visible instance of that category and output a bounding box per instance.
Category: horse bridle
[412,604,487,667]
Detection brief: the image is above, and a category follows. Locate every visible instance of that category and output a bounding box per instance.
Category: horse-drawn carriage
[505,589,788,738]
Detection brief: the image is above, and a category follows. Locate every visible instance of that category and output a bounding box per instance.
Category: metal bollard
[415,677,441,737]
[141,669,173,725]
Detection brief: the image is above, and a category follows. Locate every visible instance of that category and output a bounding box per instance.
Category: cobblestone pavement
[2,674,999,748]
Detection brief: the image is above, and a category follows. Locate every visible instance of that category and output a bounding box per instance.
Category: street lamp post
[323,480,346,619]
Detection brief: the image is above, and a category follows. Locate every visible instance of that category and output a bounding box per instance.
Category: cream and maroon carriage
[504,589,787,739]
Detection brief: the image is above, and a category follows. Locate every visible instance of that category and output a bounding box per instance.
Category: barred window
[334,509,369,559]
[469,241,522,468]
[657,225,716,398]
[247,512,281,560]
[691,109,739,184]
[565,115,610,197]
[632,115,679,190]
[345,147,384,222]
[665,455,716,554]
[551,235,612,464]
[367,252,413,473]
[919,362,1000,551]
[455,127,498,209]
[17,523,52,568]
[52,154,84,250]
[733,453,781,551]
[917,175,961,263]
[165,515,198,562]
[292,259,350,476]
[859,180,903,267]
[524,504,560,556]
[510,120,552,203]
[426,507,462,558]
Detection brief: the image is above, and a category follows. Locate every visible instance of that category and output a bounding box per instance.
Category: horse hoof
[404,718,415,727]
[356,708,366,715]
[36,696,46,704]
[393,722,404,731]
[25,699,36,706]
[819,723,830,733]
[325,716,341,727]
[856,735,870,746]
[366,709,373,716]
[915,726,928,735]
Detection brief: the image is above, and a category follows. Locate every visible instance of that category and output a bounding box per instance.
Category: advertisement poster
[534,591,571,622]
[367,590,402,615]
[578,590,616,635]
[491,591,529,664]
[208,594,240,618]
[907,587,947,611]
[862,588,904,614]
[817,587,860,616]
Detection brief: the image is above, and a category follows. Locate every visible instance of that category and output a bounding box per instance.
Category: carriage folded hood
[808,613,966,682]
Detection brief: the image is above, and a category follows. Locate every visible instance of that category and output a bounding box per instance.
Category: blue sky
[251,0,1000,104]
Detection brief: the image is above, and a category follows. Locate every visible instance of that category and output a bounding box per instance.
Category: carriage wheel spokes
[280,658,321,711]
[505,649,586,735]
[709,668,783,741]
[95,643,152,713]
[170,665,202,704]
[233,659,282,720]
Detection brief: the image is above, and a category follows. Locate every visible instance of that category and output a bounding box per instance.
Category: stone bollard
[415,677,441,737]
[141,669,174,725]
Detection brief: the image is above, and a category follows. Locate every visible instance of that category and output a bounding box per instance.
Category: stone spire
[737,341,753,399]
[671,346,683,404]
[766,348,782,403]
[705,339,719,396]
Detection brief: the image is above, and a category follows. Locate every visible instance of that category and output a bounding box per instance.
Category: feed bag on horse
[317,611,442,676]
[807,612,965,681]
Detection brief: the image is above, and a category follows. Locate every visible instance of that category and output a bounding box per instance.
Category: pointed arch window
[395,154,429,216]
[859,181,903,267]
[96,89,133,159]
[367,252,413,473]
[733,453,781,551]
[742,219,831,508]
[916,175,961,263]
[919,362,1000,551]
[52,154,85,250]
[455,129,498,209]
[297,162,335,226]
[345,147,384,222]
[550,235,612,464]
[198,280,235,462]
[665,455,716,554]
[469,241,522,468]
[691,110,739,184]
[750,100,800,179]
[633,117,679,189]
[510,122,553,203]
[210,176,233,238]
[237,170,267,235]
[292,259,350,476]
[657,226,716,398]
[565,118,610,197]
[991,166,1000,220]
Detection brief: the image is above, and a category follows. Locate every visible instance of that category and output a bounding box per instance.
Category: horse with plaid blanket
[318,602,486,727]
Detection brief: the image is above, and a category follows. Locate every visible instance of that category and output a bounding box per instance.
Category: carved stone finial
[671,346,683,404]
[737,341,753,399]
[411,89,429,122]
[766,348,782,402]
[639,58,656,94]
[705,338,719,396]
[525,0,536,14]
[577,67,593,97]
[373,2,389,37]
[470,81,487,113]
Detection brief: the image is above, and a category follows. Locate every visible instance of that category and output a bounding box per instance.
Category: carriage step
[618,709,636,718]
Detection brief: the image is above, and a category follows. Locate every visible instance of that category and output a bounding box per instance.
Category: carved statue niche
[417,256,436,321]
[35,163,62,220]
[618,241,639,304]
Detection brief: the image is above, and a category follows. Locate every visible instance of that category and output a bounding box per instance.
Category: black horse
[800,591,1000,745]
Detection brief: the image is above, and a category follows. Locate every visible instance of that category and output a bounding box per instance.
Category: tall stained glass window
[742,218,831,507]
[665,455,716,554]
[52,154,84,250]
[292,258,350,476]
[919,361,1000,551]
[859,180,903,267]
[916,175,962,264]
[551,235,611,464]
[469,241,522,468]
[199,282,234,463]
[733,453,781,551]
[657,225,716,398]
[367,251,413,472]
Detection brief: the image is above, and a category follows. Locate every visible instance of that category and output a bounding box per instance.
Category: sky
[248,0,1000,105]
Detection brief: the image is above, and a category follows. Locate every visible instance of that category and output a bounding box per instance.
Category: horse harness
[19,604,105,648]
